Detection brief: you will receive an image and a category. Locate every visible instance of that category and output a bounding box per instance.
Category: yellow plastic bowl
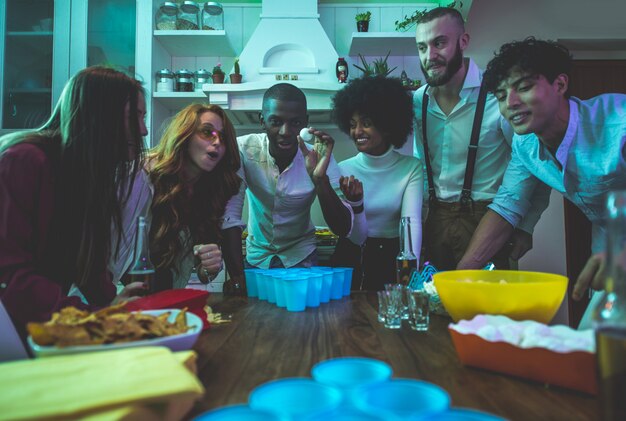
[433,270,568,323]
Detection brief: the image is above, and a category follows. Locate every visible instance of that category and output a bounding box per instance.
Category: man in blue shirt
[457,37,626,326]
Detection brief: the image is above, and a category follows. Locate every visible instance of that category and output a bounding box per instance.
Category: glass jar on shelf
[195,69,211,92]
[202,2,224,31]
[155,69,174,92]
[175,69,194,92]
[155,2,178,30]
[177,1,200,30]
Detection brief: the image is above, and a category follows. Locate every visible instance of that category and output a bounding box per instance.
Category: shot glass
[385,284,409,320]
[407,289,430,331]
[381,290,402,329]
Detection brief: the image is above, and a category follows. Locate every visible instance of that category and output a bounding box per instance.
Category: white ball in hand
[299,127,314,143]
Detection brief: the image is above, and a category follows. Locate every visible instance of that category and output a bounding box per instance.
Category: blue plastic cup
[273,274,287,308]
[306,273,323,308]
[283,276,308,312]
[330,268,346,300]
[340,267,354,296]
[244,269,259,298]
[193,404,279,420]
[311,357,393,407]
[312,268,333,303]
[353,379,450,419]
[249,378,342,420]
[265,271,276,304]
[256,271,268,301]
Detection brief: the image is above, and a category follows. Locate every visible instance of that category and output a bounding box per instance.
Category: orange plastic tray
[449,327,598,395]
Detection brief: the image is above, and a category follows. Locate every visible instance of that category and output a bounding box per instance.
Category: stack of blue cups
[243,267,354,312]
[193,357,503,420]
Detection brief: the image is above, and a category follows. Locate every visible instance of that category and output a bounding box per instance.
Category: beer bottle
[396,216,417,286]
[127,216,155,293]
[594,190,626,421]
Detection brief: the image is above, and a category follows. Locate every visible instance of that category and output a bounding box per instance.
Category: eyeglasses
[197,126,224,142]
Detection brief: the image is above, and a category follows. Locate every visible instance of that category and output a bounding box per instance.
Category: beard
[420,40,464,87]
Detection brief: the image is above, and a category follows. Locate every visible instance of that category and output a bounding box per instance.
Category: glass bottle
[177,1,200,30]
[202,2,224,30]
[396,216,417,285]
[127,216,155,293]
[155,2,178,30]
[594,190,626,421]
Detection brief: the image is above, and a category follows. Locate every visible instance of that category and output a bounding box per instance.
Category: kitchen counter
[189,292,598,420]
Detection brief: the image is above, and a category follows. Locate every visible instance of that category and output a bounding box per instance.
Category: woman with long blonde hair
[147,104,241,290]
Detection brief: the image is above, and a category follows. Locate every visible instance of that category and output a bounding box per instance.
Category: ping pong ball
[300,128,314,142]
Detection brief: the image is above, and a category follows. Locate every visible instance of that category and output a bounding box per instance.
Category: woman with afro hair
[330,76,423,291]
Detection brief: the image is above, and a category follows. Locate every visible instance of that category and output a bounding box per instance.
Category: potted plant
[355,11,371,32]
[230,58,242,84]
[353,54,374,77]
[372,51,397,77]
[353,51,397,77]
[212,63,225,84]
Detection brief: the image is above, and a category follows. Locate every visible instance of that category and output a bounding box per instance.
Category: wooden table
[189,292,598,420]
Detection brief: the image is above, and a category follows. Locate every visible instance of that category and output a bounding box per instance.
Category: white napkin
[450,315,595,353]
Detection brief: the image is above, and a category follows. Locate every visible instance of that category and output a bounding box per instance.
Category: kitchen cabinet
[136,1,254,145]
[136,2,434,143]
[0,0,136,131]
[0,0,65,130]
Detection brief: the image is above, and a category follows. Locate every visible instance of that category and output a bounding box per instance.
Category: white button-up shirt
[413,58,548,233]
[222,133,351,268]
[413,58,514,202]
[490,95,626,253]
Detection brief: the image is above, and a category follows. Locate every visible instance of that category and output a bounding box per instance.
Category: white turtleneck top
[338,146,423,259]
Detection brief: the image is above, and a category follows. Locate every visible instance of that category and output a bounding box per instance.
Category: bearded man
[412,7,550,270]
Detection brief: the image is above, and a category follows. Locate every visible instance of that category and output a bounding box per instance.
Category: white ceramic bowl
[27,309,202,357]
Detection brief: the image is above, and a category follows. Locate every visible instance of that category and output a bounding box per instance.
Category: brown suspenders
[421,83,489,212]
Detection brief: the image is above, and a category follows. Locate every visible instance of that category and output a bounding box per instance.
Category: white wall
[465,0,626,68]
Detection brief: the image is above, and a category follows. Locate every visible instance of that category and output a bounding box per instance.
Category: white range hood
[203,0,342,128]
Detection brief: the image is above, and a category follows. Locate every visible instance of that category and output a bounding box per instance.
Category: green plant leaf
[394,1,462,32]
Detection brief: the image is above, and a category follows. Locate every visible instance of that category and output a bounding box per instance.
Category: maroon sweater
[0,143,115,338]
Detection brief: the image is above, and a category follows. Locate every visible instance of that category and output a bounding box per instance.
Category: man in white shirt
[221,83,353,294]
[413,7,548,270]
[457,37,626,328]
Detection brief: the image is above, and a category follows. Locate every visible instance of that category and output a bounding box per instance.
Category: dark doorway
[565,60,626,327]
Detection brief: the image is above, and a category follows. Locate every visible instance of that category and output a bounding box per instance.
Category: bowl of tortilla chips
[26,304,202,357]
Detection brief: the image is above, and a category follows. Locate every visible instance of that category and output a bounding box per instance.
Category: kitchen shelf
[7,31,53,36]
[5,32,53,56]
[153,30,235,57]
[153,91,207,110]
[7,88,52,94]
[349,32,418,56]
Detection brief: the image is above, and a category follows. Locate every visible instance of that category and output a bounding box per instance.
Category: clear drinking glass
[407,289,430,331]
[385,283,409,320]
[381,290,402,329]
